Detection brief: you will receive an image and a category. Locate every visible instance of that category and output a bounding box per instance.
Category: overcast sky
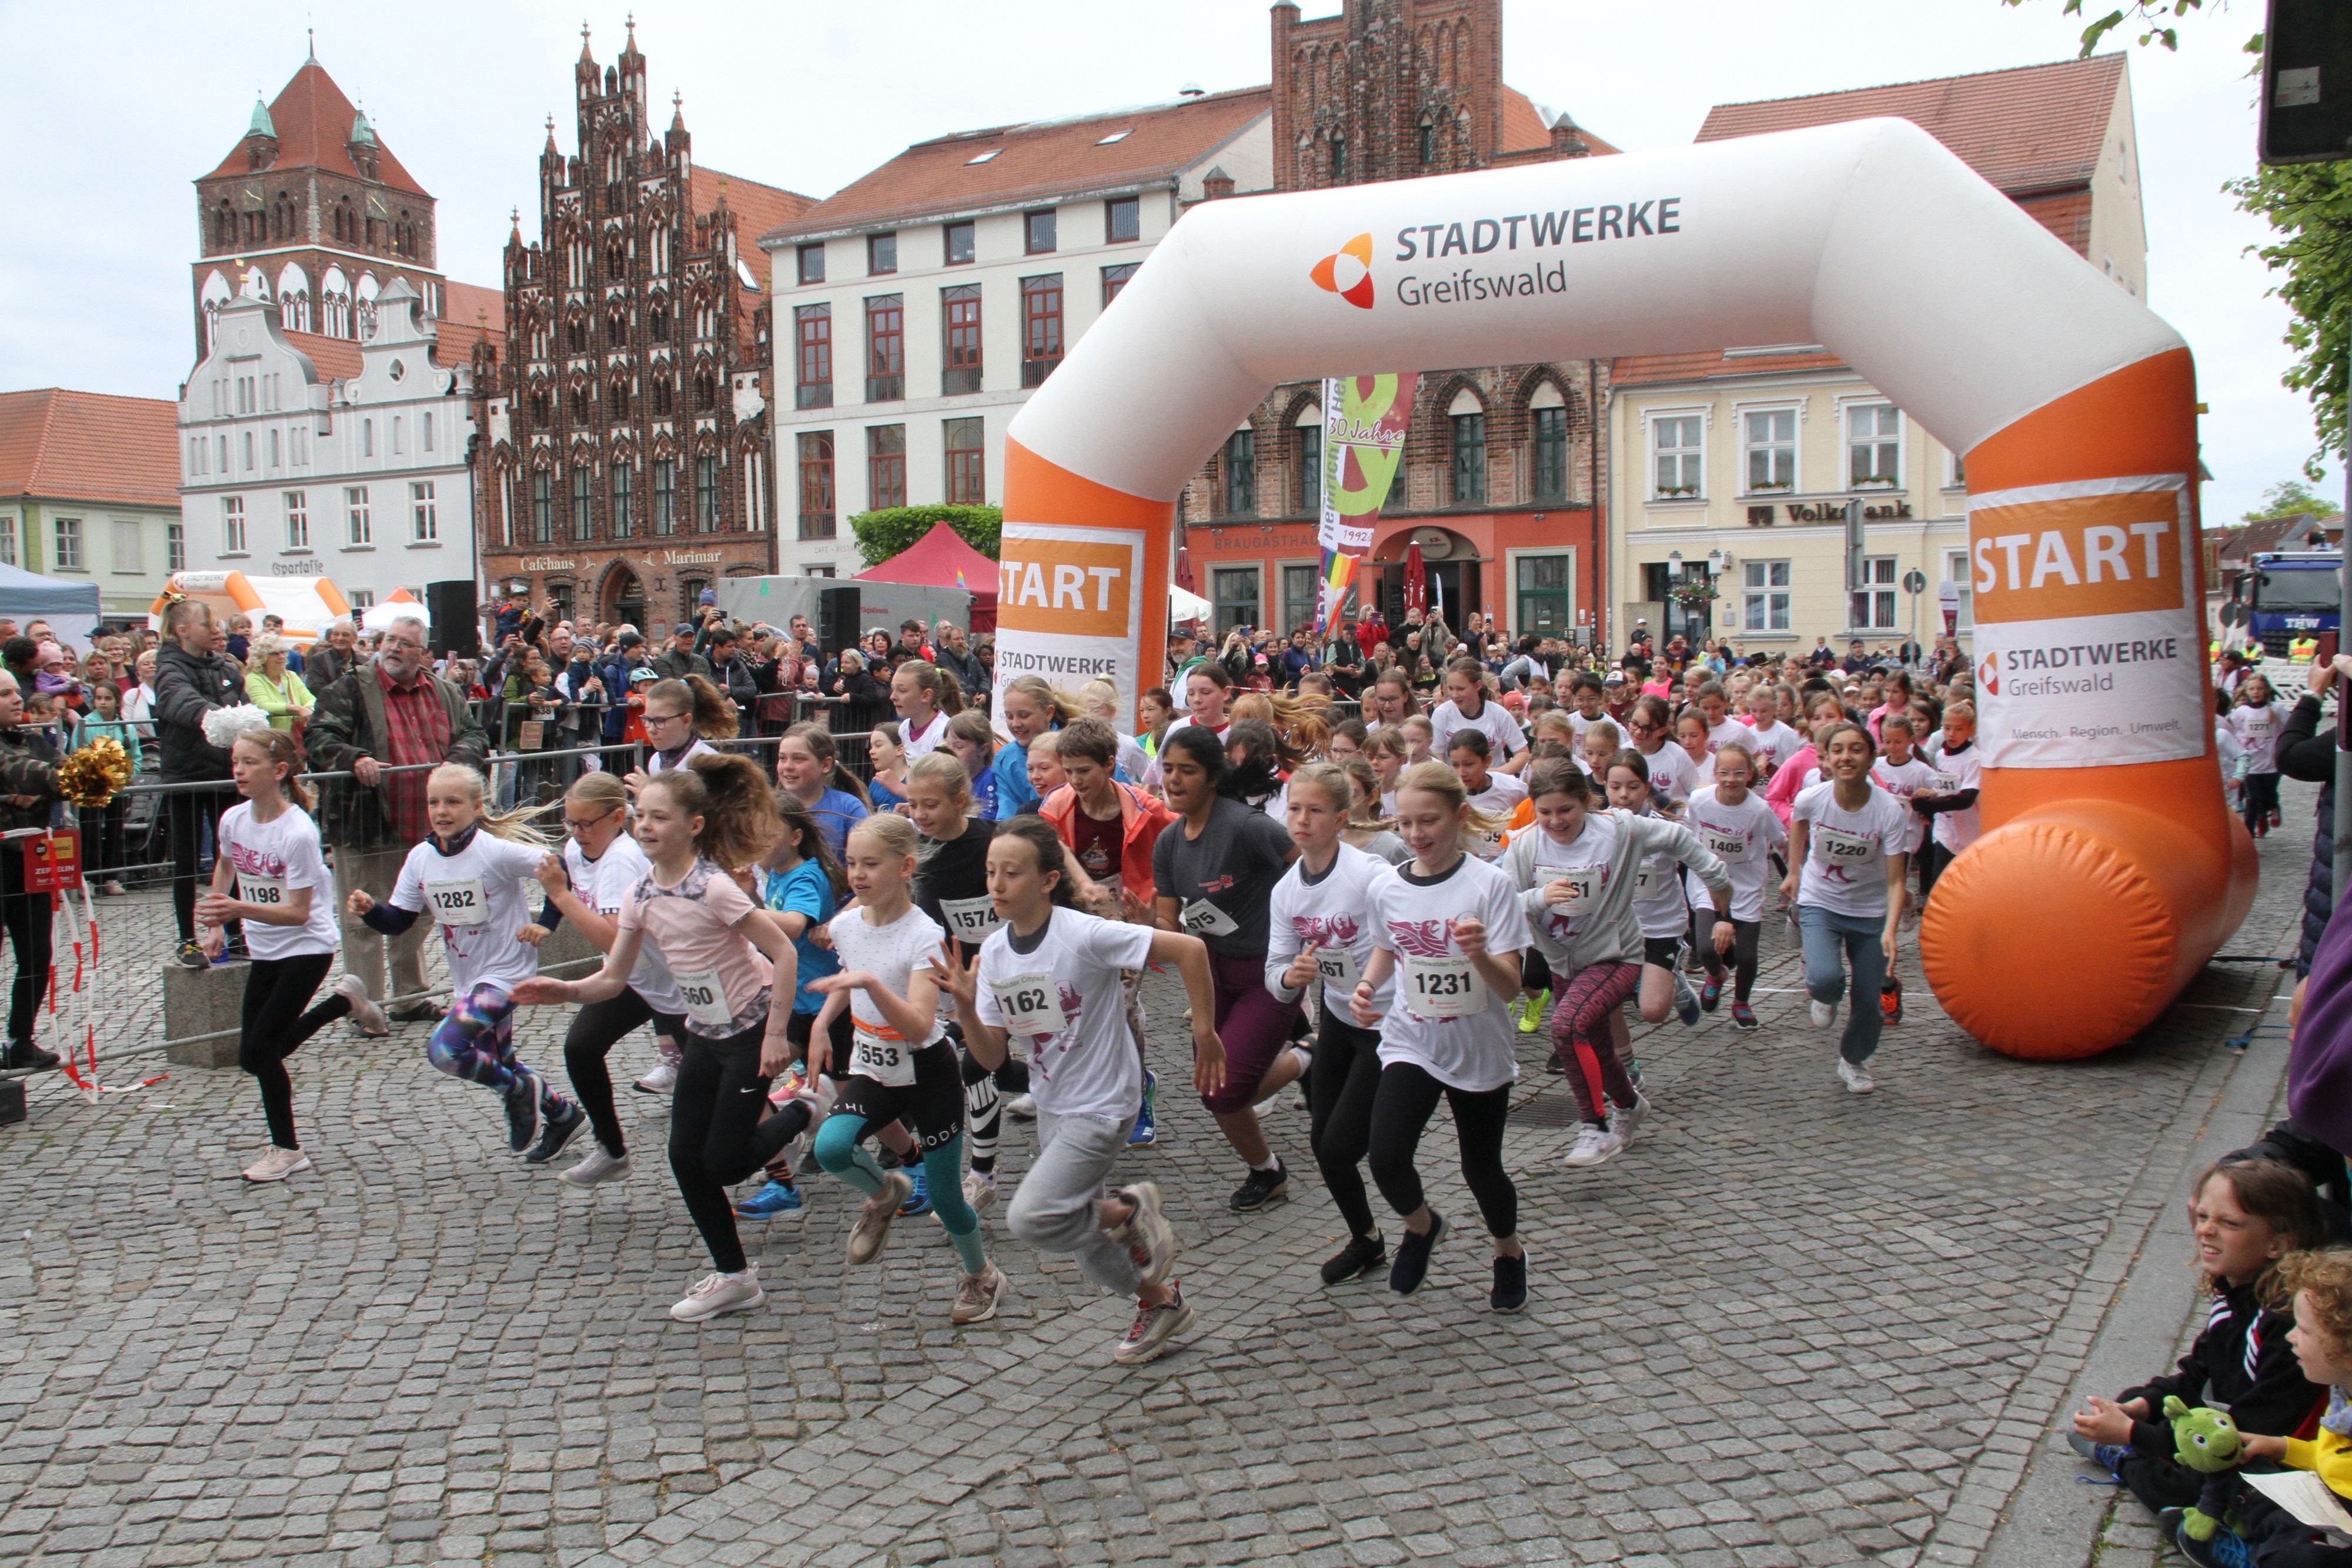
[0,0,2320,522]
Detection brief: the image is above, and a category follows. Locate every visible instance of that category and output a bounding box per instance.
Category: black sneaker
[1228,1161,1289,1213]
[504,1069,544,1154]
[1319,1232,1386,1285]
[1389,1212,1445,1295]
[4,1038,59,1072]
[524,1099,587,1165]
[174,938,209,971]
[1491,1251,1528,1313]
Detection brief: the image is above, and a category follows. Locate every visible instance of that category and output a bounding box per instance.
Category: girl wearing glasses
[628,676,733,800]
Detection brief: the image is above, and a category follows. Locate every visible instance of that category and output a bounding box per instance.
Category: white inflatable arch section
[998,118,2251,1059]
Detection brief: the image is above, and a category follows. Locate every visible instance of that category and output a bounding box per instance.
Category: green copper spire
[248,94,276,139]
[350,108,376,147]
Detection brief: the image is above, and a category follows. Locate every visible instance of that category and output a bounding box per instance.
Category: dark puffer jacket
[151,641,243,783]
[2277,693,2334,976]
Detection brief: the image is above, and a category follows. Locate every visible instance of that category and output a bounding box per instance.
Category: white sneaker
[1254,1095,1281,1121]
[1608,1093,1650,1145]
[335,972,389,1037]
[963,1169,998,1212]
[1004,1094,1037,1121]
[242,1146,311,1182]
[559,1146,632,1186]
[670,1266,764,1322]
[1809,999,1839,1030]
[633,1059,679,1095]
[1562,1125,1625,1169]
[1838,1059,1876,1094]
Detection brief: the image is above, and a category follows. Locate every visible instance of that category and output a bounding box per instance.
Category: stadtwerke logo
[1309,233,1375,309]
[1977,653,2000,696]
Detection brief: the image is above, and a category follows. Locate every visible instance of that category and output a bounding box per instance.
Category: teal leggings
[812,1113,987,1274]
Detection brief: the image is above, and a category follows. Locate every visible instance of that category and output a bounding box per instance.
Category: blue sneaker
[2175,1520,2253,1568]
[1130,1069,1158,1146]
[2064,1432,2130,1475]
[898,1166,933,1217]
[733,1179,803,1220]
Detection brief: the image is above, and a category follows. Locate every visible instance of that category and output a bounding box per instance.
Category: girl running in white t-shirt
[1602,750,1720,1032]
[1683,743,1786,1032]
[1909,700,1982,904]
[2227,674,2291,837]
[892,660,956,760]
[934,817,1224,1367]
[806,814,1004,1324]
[1348,761,1533,1312]
[1445,729,1526,860]
[1429,657,1530,775]
[200,726,386,1182]
[1625,696,1695,807]
[345,764,581,1163]
[514,753,801,1322]
[627,675,731,797]
[1740,686,1803,780]
[1782,724,1912,1094]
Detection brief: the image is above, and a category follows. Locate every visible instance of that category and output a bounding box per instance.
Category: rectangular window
[942,285,983,394]
[1223,429,1255,515]
[1281,563,1318,636]
[243,430,255,470]
[348,589,373,611]
[1211,566,1259,637]
[797,242,826,285]
[1102,263,1138,306]
[422,411,435,452]
[1531,406,1570,502]
[944,220,975,266]
[867,232,897,275]
[525,474,547,544]
[1451,413,1486,505]
[653,460,676,536]
[867,424,906,510]
[1516,553,1573,636]
[283,490,309,549]
[0,514,16,565]
[1849,555,1897,631]
[112,517,143,573]
[166,522,184,573]
[360,419,373,459]
[865,293,904,402]
[269,427,282,468]
[570,467,593,541]
[1651,413,1702,498]
[1742,559,1792,633]
[1848,403,1902,488]
[53,516,81,571]
[610,463,634,539]
[392,415,405,456]
[221,497,246,555]
[1743,409,1796,493]
[348,484,374,546]
[1024,209,1057,255]
[696,455,719,531]
[1106,196,1140,244]
[1020,273,1063,389]
[411,480,439,543]
[944,417,986,505]
[1943,548,1976,632]
[798,432,836,540]
[1297,423,1322,514]
[794,303,833,409]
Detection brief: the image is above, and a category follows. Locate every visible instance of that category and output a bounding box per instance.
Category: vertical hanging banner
[1314,373,1419,633]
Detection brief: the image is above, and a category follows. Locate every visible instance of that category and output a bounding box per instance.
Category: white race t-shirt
[1431,698,1526,764]
[827,903,948,1084]
[1927,743,1983,852]
[1631,815,1700,940]
[902,710,951,761]
[1368,852,1531,1092]
[644,737,719,777]
[1635,742,1698,805]
[1706,717,1749,755]
[219,801,337,961]
[1869,756,1936,855]
[1526,810,1621,951]
[974,907,1156,1121]
[391,830,546,995]
[1267,843,1394,1014]
[1743,719,1804,774]
[2229,700,2289,775]
[563,833,687,1016]
[1682,787,1786,922]
[1791,781,1912,919]
[1464,771,1529,860]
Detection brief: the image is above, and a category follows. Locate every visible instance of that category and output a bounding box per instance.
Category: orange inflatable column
[1918,349,2256,1059]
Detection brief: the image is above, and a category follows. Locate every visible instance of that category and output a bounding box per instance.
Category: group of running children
[195,647,1990,1367]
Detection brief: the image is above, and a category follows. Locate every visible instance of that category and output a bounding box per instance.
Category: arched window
[652,377,673,416]
[694,373,716,412]
[608,243,627,280]
[1418,117,1436,167]
[1447,386,1486,506]
[607,312,627,348]
[530,389,550,426]
[610,379,631,420]
[650,305,670,342]
[569,317,588,352]
[1328,134,1348,185]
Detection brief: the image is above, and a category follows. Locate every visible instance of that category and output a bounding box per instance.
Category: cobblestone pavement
[0,786,2316,1568]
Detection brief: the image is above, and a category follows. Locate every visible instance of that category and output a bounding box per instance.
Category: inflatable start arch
[994,117,2254,1060]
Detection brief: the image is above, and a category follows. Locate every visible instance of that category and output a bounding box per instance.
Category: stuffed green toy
[2163,1394,2247,1543]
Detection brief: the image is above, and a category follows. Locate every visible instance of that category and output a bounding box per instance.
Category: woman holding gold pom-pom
[0,667,64,1072]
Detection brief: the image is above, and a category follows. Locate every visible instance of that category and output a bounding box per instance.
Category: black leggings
[1699,915,1761,1002]
[669,1019,801,1275]
[1917,839,1953,902]
[958,1026,1031,1175]
[1,851,54,1045]
[2245,770,2283,832]
[1307,1005,1384,1241]
[564,990,687,1159]
[1366,1059,1517,1241]
[166,787,240,945]
[239,952,350,1149]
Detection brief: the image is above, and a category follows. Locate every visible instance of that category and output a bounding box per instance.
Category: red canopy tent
[854,521,999,633]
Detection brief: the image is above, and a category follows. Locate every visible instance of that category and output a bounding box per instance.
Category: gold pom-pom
[56,737,133,810]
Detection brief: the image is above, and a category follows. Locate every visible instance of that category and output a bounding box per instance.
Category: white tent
[1170,584,1212,624]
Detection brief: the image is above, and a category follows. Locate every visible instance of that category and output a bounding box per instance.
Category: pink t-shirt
[1760,743,1823,828]
[617,857,777,1039]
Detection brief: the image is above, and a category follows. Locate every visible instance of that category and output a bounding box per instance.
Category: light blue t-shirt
[763,858,840,1015]
[991,743,1034,819]
[805,787,870,858]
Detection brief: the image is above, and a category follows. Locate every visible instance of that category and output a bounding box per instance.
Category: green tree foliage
[847,504,1003,569]
[1997,0,2226,56]
[2227,163,2352,477]
[2245,478,2346,521]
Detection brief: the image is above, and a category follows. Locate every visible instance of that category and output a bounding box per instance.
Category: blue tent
[0,561,102,646]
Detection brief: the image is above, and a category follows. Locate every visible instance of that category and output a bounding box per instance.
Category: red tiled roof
[1612,347,1850,389]
[1696,54,2125,196]
[0,389,181,510]
[205,60,430,198]
[767,87,1274,241]
[443,280,506,339]
[1499,88,1622,158]
[688,167,816,259]
[279,329,365,383]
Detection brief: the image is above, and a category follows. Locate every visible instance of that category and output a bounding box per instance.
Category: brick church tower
[1181,0,1612,644]
[469,21,811,631]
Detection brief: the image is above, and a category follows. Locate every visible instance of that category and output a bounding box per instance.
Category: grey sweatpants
[1005,1108,1141,1297]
